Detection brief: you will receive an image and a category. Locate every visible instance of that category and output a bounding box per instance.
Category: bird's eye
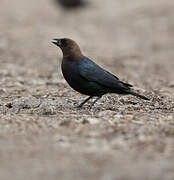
[61,39,67,47]
[57,39,62,46]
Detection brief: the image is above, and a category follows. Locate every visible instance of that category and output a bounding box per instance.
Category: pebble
[87,117,100,124]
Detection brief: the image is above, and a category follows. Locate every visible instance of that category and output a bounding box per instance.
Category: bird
[52,38,149,108]
[54,0,86,9]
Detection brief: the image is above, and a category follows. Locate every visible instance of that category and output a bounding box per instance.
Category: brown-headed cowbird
[52,38,149,108]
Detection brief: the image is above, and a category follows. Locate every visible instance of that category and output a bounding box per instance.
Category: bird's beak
[51,39,61,46]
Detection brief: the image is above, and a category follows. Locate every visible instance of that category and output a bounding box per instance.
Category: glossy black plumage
[52,38,149,108]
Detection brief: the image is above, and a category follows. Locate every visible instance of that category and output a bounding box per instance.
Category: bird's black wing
[77,57,132,90]
[104,70,133,87]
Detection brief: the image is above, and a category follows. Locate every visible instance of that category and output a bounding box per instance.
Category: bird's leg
[89,96,102,108]
[77,96,93,108]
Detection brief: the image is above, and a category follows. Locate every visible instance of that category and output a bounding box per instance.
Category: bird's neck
[63,51,83,62]
[61,45,83,62]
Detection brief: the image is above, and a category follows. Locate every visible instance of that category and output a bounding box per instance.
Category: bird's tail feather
[128,90,149,100]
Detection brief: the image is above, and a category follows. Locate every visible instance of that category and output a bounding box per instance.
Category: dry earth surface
[0,0,174,179]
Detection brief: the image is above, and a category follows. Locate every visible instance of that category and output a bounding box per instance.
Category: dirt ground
[0,0,174,179]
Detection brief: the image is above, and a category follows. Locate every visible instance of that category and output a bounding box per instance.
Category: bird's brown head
[52,38,83,61]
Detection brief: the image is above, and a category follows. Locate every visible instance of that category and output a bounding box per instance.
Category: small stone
[87,117,100,124]
[0,89,6,94]
[114,114,123,119]
[168,115,173,120]
[125,114,134,120]
[98,110,113,117]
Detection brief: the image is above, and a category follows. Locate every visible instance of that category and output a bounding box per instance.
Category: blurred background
[0,0,174,180]
[1,0,174,89]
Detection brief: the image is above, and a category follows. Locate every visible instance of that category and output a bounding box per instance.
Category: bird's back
[77,57,132,94]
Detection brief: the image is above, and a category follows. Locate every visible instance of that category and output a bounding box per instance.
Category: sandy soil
[0,0,174,179]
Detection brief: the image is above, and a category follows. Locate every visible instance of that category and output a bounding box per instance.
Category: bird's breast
[61,60,84,89]
[61,60,106,96]
[61,60,79,83]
